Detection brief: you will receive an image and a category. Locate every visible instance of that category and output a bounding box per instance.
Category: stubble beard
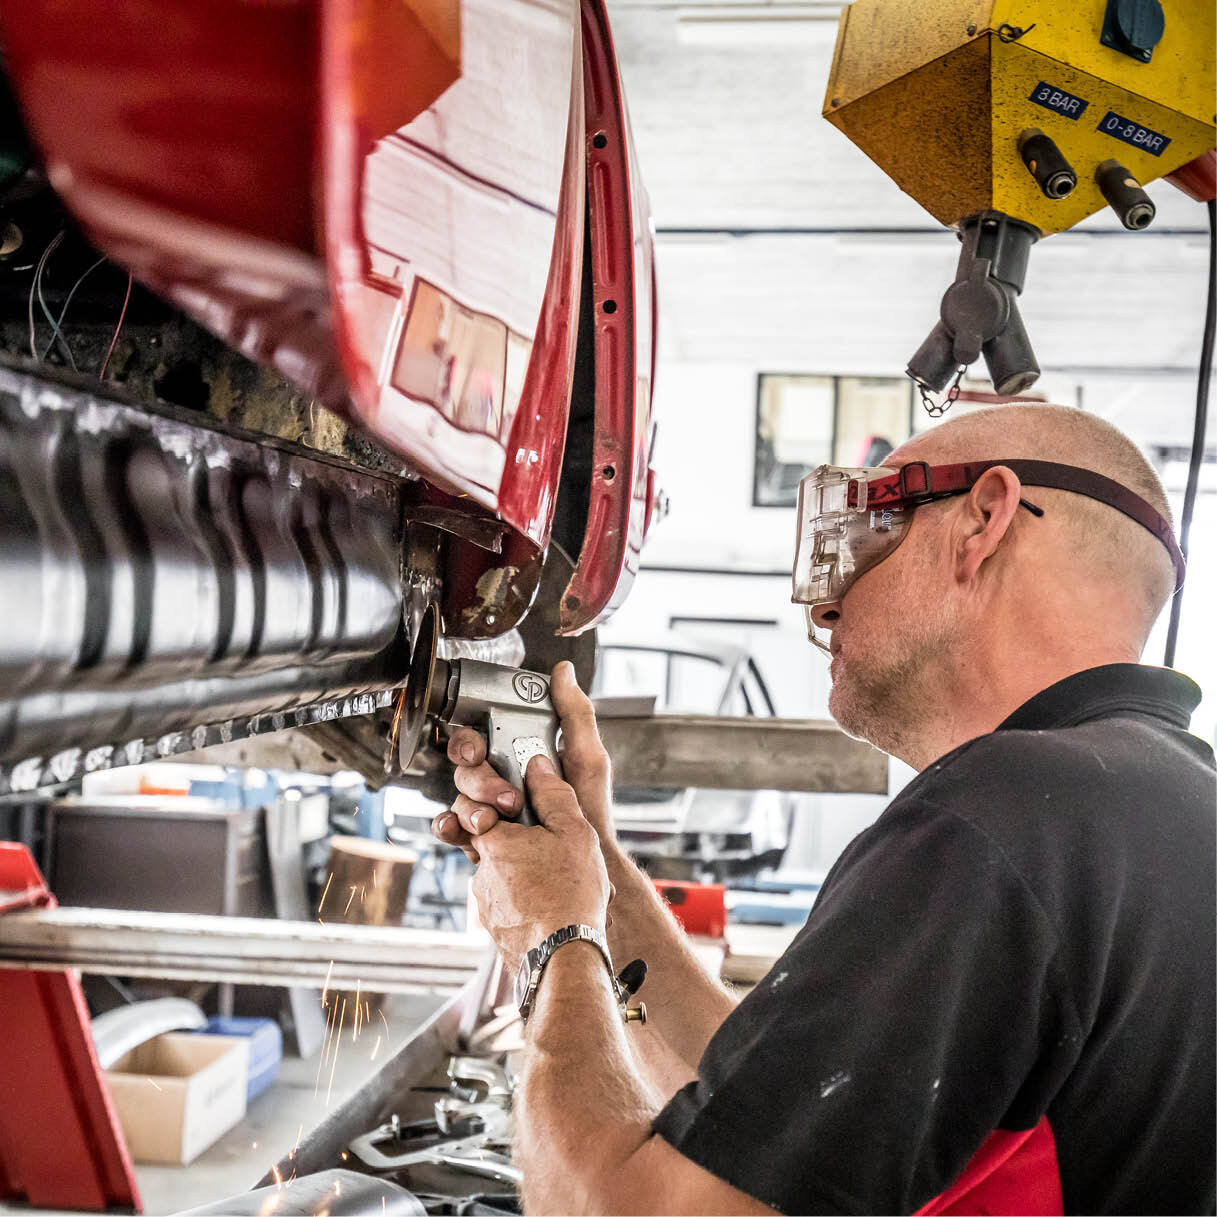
[828,601,957,762]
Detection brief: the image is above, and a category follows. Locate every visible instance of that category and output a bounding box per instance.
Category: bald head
[817,403,1179,768]
[891,404,1176,642]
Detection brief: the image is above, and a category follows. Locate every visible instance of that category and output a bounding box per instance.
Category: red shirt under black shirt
[652,663,1216,1215]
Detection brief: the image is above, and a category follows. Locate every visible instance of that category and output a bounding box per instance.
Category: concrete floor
[0,992,448,1217]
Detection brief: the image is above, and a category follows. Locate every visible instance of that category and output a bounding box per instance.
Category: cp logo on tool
[512,673,548,704]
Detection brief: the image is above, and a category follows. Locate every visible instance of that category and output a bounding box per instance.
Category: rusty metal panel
[598,715,888,794]
[827,37,995,227]
[822,0,994,111]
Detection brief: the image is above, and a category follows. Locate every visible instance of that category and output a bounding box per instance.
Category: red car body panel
[0,0,656,636]
[563,0,657,634]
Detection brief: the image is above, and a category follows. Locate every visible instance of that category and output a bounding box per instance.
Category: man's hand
[431,660,616,858]
[466,755,612,967]
[431,659,737,1073]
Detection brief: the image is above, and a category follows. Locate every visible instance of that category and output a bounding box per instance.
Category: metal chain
[916,364,967,418]
[996,22,1035,42]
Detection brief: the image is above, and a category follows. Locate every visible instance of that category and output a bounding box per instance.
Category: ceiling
[606,0,1213,445]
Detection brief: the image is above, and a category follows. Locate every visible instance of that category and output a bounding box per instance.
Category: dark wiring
[41,255,106,363]
[99,271,133,379]
[1164,196,1216,669]
[26,231,63,360]
[34,235,77,368]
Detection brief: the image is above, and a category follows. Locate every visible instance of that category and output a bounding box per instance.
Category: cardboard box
[106,1033,249,1165]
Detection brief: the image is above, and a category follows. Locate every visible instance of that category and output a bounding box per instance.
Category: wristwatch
[514,924,621,1023]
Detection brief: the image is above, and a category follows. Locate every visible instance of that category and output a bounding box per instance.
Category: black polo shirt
[653,664,1216,1215]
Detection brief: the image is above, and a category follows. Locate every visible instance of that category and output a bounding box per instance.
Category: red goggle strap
[858,459,1185,592]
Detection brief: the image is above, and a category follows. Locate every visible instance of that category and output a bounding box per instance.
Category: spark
[272,1165,283,1188]
[344,885,357,915]
[372,868,380,890]
[387,684,408,761]
[317,871,334,916]
[318,993,338,1074]
[353,979,363,1039]
[252,1141,259,1150]
[359,884,366,905]
[293,1125,304,1157]
[341,1151,349,1161]
[326,997,347,1106]
[382,1198,387,1215]
[370,1035,383,1062]
[147,1078,162,1091]
[378,1008,390,1039]
[321,958,334,1006]
[325,995,340,1059]
[315,994,339,1093]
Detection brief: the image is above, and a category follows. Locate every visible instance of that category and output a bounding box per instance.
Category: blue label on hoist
[1096,110,1171,156]
[1028,81,1089,119]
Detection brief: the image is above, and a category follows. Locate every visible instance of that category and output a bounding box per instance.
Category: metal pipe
[0,907,484,993]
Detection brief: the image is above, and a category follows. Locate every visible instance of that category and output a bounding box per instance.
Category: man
[432,404,1216,1215]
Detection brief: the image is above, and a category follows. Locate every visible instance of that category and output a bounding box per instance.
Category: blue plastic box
[194,1016,282,1103]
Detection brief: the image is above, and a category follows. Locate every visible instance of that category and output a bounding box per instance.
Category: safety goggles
[793,459,1186,653]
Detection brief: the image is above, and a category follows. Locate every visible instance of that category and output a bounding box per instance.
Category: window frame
[752,373,916,508]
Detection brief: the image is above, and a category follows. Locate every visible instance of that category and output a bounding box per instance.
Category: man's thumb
[524,755,583,828]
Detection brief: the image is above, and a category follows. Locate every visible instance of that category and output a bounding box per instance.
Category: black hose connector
[1018,129,1077,199]
[1096,159,1156,230]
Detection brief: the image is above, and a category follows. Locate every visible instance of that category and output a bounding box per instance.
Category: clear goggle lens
[804,604,832,654]
[792,465,913,653]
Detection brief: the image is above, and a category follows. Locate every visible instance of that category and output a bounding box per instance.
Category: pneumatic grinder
[397,604,562,824]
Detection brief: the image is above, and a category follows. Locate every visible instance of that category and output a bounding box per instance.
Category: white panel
[652,231,1210,446]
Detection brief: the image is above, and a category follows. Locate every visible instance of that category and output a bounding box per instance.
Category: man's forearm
[517,940,659,1214]
[602,842,737,1068]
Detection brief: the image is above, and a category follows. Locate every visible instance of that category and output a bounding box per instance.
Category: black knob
[1095,159,1156,230]
[617,958,648,996]
[1018,129,1078,200]
[1115,0,1164,54]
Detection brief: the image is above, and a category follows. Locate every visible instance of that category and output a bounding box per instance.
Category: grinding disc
[398,602,440,773]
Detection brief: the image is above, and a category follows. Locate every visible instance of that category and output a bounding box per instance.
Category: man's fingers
[453,758,523,816]
[550,661,599,732]
[450,792,504,837]
[525,755,586,829]
[449,727,522,816]
[551,661,611,783]
[447,727,487,767]
[432,811,480,863]
[467,818,526,856]
[432,810,458,841]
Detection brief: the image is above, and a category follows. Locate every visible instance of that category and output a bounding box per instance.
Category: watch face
[514,956,532,1011]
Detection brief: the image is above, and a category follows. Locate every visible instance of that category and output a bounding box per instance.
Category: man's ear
[955,466,1022,584]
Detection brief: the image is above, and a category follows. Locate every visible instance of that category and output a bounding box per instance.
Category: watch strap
[519,923,618,1021]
